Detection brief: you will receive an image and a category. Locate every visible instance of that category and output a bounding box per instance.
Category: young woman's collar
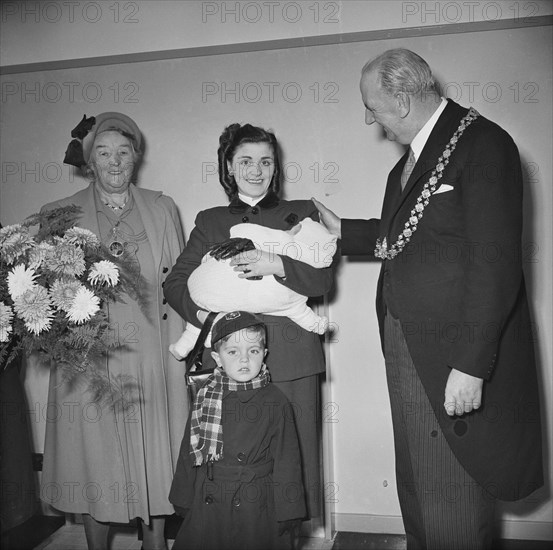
[229,190,279,213]
[238,192,266,206]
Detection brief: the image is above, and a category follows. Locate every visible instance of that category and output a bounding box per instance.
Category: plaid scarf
[190,365,270,466]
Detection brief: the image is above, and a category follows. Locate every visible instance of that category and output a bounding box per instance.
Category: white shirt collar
[238,192,267,206]
[410,98,448,160]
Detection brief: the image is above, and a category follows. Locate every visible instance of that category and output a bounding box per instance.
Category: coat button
[162,267,168,273]
[232,497,240,507]
[163,313,168,320]
[205,495,214,504]
[237,452,246,462]
[163,298,167,304]
[430,430,438,438]
[242,216,249,223]
[251,207,259,215]
[454,420,468,437]
[285,213,298,225]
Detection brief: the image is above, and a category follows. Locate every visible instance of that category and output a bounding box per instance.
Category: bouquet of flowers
[0,205,144,385]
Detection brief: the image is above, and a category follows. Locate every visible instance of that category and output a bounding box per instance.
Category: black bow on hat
[63,114,96,168]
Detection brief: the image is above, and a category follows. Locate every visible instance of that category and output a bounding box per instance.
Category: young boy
[169,311,306,550]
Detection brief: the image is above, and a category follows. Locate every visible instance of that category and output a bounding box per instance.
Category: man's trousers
[384,314,495,550]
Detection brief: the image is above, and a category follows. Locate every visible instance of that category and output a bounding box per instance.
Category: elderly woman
[164,123,336,525]
[40,112,187,550]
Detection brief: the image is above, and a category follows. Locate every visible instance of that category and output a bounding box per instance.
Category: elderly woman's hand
[229,249,285,279]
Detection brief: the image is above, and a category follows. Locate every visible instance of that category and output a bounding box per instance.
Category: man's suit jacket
[341,100,543,500]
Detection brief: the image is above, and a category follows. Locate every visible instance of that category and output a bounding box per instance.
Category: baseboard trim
[498,519,553,541]
[333,513,404,535]
[333,513,553,541]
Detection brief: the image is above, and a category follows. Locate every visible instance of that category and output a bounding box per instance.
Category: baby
[169,218,337,360]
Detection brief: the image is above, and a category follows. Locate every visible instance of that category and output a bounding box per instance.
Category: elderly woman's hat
[63,112,143,168]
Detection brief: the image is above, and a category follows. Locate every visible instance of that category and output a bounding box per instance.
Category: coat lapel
[381,100,468,240]
[131,186,165,273]
[379,152,407,238]
[65,184,169,274]
[69,183,102,237]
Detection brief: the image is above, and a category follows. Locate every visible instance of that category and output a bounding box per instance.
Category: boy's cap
[211,311,264,347]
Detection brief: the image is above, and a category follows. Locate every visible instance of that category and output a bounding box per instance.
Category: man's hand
[312,197,342,238]
[444,368,483,416]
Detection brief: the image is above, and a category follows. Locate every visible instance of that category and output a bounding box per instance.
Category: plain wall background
[2,0,552,66]
[1,0,551,540]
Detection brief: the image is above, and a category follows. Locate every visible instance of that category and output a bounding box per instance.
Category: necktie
[401,147,416,191]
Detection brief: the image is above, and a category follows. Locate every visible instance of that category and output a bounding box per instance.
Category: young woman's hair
[217,123,281,198]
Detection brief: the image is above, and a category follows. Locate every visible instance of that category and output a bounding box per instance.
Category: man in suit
[313,48,543,549]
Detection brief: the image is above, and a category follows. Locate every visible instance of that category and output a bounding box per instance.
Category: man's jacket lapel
[380,100,469,243]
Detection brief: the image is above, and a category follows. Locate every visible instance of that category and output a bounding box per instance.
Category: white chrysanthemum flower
[50,279,84,312]
[24,317,53,335]
[28,241,54,270]
[88,260,120,286]
[7,264,37,299]
[13,286,54,335]
[0,302,14,343]
[0,224,35,265]
[44,241,86,277]
[64,227,100,247]
[67,287,100,324]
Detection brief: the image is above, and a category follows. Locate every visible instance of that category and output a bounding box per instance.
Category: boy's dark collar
[223,386,263,402]
[228,190,279,213]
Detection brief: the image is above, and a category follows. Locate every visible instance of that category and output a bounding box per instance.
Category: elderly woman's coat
[40,183,187,523]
